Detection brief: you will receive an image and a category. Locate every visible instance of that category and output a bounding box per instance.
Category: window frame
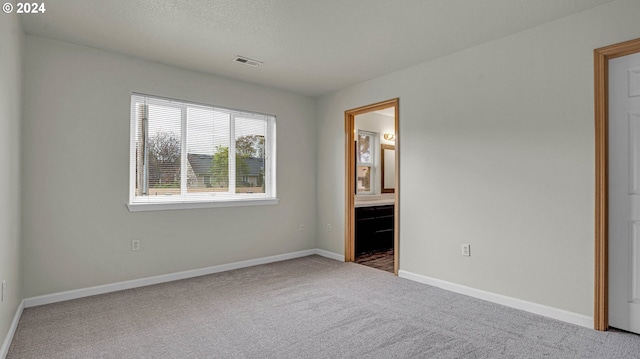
[127,93,278,212]
[356,130,377,195]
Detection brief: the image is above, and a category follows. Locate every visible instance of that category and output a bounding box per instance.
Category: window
[128,94,277,211]
[357,130,377,194]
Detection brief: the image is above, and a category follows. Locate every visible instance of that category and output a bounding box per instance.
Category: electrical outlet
[327,223,332,232]
[299,224,304,232]
[462,244,471,256]
[131,240,140,251]
[1,280,6,302]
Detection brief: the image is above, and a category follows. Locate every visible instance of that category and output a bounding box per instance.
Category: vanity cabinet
[355,204,394,254]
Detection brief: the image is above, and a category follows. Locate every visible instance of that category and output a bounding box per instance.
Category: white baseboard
[24,248,344,308]
[314,248,345,261]
[1,299,24,359]
[398,270,592,329]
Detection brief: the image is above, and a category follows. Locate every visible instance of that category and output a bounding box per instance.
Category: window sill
[127,198,279,212]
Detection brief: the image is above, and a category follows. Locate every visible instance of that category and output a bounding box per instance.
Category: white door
[609,51,640,333]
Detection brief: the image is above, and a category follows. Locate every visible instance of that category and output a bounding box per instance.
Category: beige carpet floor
[7,255,640,358]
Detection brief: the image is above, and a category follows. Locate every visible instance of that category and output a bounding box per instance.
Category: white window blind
[129,94,276,211]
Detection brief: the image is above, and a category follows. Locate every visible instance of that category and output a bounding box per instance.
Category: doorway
[594,38,640,331]
[345,99,399,275]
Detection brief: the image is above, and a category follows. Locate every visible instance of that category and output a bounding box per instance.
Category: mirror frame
[381,144,395,193]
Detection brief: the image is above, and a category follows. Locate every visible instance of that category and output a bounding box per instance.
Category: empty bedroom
[3,0,640,358]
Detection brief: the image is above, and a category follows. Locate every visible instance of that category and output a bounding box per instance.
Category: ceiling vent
[233,56,262,67]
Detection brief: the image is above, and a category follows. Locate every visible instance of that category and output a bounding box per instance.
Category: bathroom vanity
[355,203,394,254]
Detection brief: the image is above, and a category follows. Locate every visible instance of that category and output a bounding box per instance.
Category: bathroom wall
[354,112,395,197]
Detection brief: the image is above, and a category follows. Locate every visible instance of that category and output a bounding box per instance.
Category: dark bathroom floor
[355,248,394,273]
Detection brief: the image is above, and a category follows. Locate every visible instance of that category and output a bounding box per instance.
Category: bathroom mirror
[381,144,395,193]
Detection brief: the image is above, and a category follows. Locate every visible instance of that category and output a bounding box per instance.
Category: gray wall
[316,0,640,317]
[0,10,23,349]
[22,36,317,297]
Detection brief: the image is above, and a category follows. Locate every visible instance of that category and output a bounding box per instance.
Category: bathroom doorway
[344,99,399,274]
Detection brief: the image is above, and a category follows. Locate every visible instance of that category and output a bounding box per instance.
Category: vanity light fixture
[383,133,396,141]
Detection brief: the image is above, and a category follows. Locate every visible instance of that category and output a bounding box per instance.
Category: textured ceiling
[21,0,615,97]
